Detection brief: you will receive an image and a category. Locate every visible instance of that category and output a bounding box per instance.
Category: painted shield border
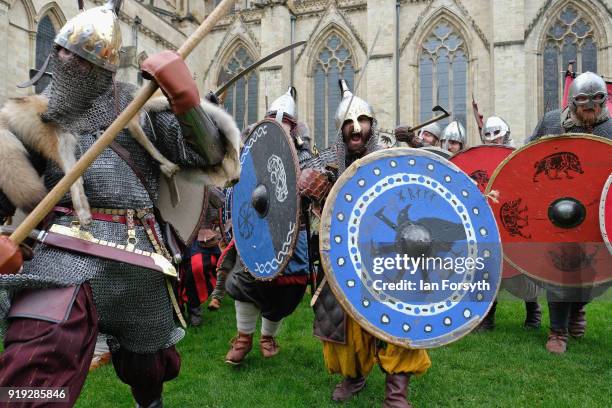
[486,134,612,288]
[232,119,301,280]
[601,174,612,255]
[320,147,503,349]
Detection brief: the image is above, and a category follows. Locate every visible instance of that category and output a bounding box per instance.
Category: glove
[141,51,200,115]
[395,126,423,148]
[0,236,23,275]
[298,168,332,202]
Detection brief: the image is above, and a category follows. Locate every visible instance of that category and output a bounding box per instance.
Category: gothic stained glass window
[35,15,56,94]
[542,5,598,112]
[419,21,468,128]
[313,33,355,149]
[218,45,258,130]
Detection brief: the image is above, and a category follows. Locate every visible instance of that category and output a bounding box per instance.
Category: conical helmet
[440,121,467,148]
[54,0,122,72]
[334,79,374,133]
[267,86,297,124]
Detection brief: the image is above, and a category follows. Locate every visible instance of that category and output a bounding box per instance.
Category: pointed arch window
[218,45,258,130]
[418,21,467,128]
[542,5,598,113]
[313,33,355,149]
[35,15,56,94]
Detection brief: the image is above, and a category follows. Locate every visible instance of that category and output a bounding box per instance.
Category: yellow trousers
[322,316,431,377]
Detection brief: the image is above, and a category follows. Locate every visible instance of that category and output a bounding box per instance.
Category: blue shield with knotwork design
[319,148,502,348]
[232,119,300,279]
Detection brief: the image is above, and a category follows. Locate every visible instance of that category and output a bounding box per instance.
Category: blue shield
[320,148,502,348]
[232,120,300,279]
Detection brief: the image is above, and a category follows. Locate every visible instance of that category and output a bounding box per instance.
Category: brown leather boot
[331,376,367,402]
[545,329,568,354]
[225,332,253,365]
[383,373,412,408]
[524,301,542,329]
[568,303,586,338]
[260,335,280,358]
[207,298,221,311]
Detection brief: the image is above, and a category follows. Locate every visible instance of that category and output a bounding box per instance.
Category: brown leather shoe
[260,335,280,358]
[546,329,568,354]
[225,332,253,365]
[383,373,412,408]
[207,298,221,311]
[568,304,586,338]
[331,376,366,402]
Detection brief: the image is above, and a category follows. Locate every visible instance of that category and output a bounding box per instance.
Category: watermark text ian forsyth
[372,279,490,292]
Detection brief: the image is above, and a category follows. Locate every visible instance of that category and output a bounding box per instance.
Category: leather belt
[52,206,153,225]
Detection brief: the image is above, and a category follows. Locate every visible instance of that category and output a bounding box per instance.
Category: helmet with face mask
[568,72,608,115]
[41,0,122,131]
[417,122,442,146]
[440,121,467,150]
[335,79,375,133]
[481,116,511,145]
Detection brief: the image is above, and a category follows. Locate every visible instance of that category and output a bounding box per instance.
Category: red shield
[451,145,520,278]
[451,145,515,192]
[487,135,612,287]
[601,174,612,255]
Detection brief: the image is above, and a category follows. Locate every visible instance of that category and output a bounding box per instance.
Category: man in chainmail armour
[527,71,612,354]
[0,2,240,407]
[223,87,313,365]
[300,80,430,408]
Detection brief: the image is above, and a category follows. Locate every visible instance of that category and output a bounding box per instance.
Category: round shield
[486,135,612,287]
[421,146,453,159]
[450,145,520,279]
[601,174,612,255]
[451,145,515,192]
[232,119,300,279]
[157,170,209,246]
[320,148,502,349]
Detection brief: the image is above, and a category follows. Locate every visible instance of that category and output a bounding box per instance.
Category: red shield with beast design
[486,135,612,287]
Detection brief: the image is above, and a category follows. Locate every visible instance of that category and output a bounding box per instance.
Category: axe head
[432,105,449,116]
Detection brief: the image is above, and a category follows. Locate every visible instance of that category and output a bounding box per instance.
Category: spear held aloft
[9,0,238,245]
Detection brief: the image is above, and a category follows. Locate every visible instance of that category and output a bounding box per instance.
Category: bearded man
[300,80,430,408]
[527,71,611,354]
[0,2,240,406]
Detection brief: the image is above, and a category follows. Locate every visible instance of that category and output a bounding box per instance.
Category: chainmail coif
[40,49,114,133]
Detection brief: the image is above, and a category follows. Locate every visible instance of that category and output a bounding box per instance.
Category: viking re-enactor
[527,71,612,354]
[475,116,542,332]
[300,80,430,407]
[223,88,313,364]
[0,2,240,407]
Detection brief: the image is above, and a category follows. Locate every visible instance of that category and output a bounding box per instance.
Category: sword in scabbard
[1,225,177,277]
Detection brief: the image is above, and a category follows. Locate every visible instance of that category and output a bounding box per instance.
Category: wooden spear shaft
[9,0,238,245]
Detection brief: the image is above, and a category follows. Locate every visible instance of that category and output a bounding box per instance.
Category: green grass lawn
[74,297,612,408]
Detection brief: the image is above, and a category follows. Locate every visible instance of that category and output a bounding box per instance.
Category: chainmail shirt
[0,81,211,353]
